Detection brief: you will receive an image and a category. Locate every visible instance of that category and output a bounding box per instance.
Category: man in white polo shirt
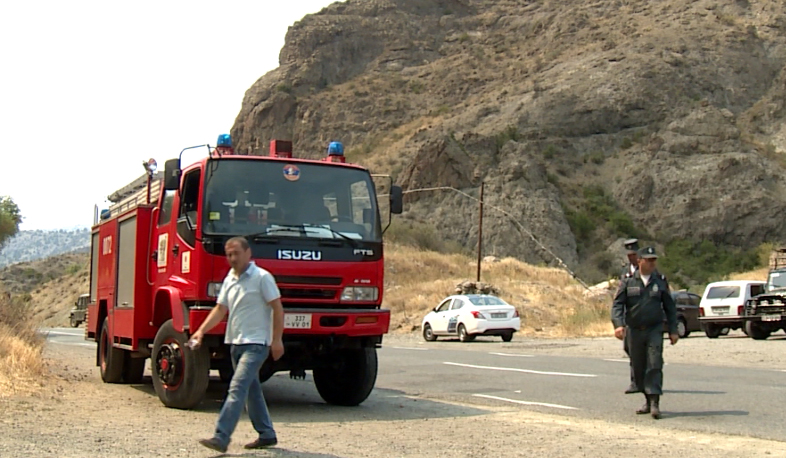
[191,236,284,453]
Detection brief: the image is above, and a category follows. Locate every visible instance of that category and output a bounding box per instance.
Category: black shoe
[635,395,651,414]
[650,395,661,419]
[244,437,278,449]
[199,438,228,453]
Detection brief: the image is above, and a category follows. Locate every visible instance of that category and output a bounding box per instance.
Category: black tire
[745,321,771,340]
[458,324,475,342]
[313,348,377,406]
[151,319,210,409]
[677,319,689,339]
[70,316,79,328]
[501,331,514,342]
[422,323,437,342]
[704,324,721,339]
[123,355,146,384]
[99,318,125,383]
[259,356,276,383]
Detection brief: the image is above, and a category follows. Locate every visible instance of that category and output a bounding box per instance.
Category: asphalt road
[41,327,786,443]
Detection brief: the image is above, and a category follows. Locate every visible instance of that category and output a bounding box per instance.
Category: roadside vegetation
[0,290,46,397]
[383,243,611,337]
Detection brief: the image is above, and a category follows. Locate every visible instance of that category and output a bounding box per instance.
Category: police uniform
[611,247,678,418]
[620,238,639,394]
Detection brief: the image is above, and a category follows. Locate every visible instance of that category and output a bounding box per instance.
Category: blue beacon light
[217,134,232,147]
[327,141,344,156]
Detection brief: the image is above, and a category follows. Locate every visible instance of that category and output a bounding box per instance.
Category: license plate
[284,313,312,329]
[491,313,507,319]
[761,314,782,322]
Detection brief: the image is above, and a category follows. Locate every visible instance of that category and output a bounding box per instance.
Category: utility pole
[476,182,484,282]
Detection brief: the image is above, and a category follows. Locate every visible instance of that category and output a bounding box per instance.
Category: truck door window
[177,169,201,246]
[158,190,176,226]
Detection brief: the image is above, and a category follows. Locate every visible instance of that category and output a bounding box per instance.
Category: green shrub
[658,239,763,286]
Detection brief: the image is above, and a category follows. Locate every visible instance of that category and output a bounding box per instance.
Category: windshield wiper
[302,224,359,248]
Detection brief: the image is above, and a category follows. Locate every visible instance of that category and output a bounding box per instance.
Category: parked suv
[699,281,765,338]
[69,294,89,328]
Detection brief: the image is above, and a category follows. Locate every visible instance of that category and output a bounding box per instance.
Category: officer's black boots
[635,395,662,419]
[650,395,661,420]
[635,395,651,414]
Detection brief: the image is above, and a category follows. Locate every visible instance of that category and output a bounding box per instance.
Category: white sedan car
[421,294,521,342]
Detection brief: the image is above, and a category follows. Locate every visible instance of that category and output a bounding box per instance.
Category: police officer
[611,246,678,419]
[620,238,639,279]
[619,238,639,394]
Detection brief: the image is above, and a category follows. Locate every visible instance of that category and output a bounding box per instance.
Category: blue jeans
[213,344,276,447]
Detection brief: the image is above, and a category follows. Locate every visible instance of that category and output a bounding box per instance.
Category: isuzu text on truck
[85,135,402,409]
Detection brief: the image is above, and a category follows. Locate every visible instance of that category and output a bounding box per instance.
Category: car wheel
[677,319,689,339]
[70,315,79,328]
[458,324,475,342]
[501,331,513,342]
[705,324,721,339]
[422,323,437,342]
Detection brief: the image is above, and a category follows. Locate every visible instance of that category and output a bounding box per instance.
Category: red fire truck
[85,135,402,409]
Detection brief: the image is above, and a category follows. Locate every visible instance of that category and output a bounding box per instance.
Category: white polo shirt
[216,262,281,345]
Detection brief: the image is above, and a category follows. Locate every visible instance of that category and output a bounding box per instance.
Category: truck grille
[275,276,342,286]
[279,288,337,300]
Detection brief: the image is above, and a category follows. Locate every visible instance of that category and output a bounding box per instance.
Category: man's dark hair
[226,236,250,251]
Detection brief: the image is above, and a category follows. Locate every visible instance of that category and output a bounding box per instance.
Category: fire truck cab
[86,135,402,409]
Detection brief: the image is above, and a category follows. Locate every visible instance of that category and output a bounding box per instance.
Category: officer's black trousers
[623,334,636,389]
[625,325,664,395]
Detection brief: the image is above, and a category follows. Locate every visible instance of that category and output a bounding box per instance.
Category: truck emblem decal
[354,249,374,256]
[102,236,113,255]
[182,251,191,273]
[277,249,322,261]
[283,164,301,181]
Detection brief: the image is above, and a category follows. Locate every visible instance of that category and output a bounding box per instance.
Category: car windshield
[202,159,380,242]
[706,286,740,299]
[768,272,786,290]
[468,296,508,306]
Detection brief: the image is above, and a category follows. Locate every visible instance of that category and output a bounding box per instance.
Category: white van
[699,280,766,338]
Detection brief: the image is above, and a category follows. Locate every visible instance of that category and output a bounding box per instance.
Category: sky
[0,0,341,231]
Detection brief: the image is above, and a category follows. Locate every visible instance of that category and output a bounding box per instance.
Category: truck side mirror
[390,185,403,215]
[164,159,181,191]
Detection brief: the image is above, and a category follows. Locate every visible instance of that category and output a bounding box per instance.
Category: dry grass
[726,267,768,282]
[0,290,46,398]
[383,244,612,337]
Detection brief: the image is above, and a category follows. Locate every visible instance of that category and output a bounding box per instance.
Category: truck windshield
[202,159,381,242]
[768,272,786,290]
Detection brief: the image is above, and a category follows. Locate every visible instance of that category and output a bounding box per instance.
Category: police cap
[623,238,639,254]
[638,246,658,259]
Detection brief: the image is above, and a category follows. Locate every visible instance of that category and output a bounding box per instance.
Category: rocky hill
[0,229,90,268]
[230,0,786,282]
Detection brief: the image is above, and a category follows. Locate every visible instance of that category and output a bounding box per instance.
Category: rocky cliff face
[231,0,786,279]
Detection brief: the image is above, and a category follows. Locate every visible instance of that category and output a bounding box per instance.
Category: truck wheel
[70,316,79,328]
[423,323,437,341]
[745,321,771,340]
[99,318,125,383]
[704,324,721,339]
[501,331,514,342]
[458,324,475,342]
[677,319,689,338]
[151,319,210,409]
[313,347,377,406]
[123,354,146,384]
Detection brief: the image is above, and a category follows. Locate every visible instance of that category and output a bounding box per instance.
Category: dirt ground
[1,331,786,458]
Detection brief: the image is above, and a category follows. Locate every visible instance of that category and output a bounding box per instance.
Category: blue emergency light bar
[217,134,232,147]
[327,141,344,156]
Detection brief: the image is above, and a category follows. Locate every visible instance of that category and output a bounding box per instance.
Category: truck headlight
[340,287,378,302]
[207,282,223,298]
